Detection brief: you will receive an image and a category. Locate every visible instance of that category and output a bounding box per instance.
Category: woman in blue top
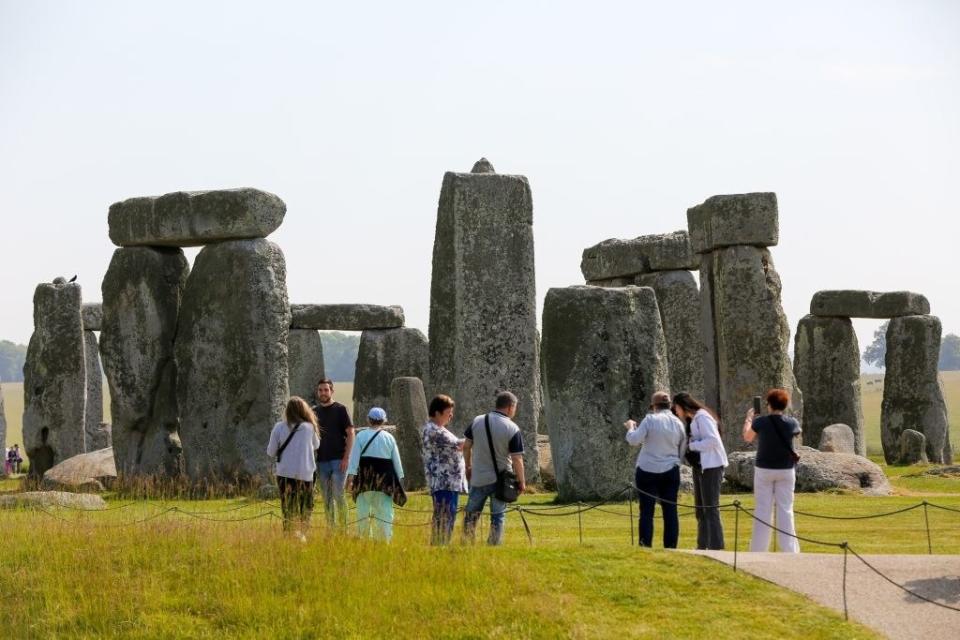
[346,407,404,542]
[421,394,467,545]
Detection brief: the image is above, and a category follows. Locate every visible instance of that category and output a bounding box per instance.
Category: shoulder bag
[275,423,300,464]
[769,416,801,464]
[354,430,408,507]
[485,414,520,503]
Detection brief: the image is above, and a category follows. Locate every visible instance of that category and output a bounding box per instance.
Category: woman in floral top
[421,394,467,545]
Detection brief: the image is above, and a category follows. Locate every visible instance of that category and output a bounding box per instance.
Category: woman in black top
[742,388,801,553]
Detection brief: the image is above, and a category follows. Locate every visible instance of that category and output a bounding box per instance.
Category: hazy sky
[1,1,957,363]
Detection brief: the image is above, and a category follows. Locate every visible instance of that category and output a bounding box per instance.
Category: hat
[368,407,387,421]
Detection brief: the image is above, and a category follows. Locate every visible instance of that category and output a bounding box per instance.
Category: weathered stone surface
[725,450,891,496]
[899,429,928,465]
[687,193,779,254]
[353,329,429,427]
[429,164,542,479]
[794,315,863,454]
[101,247,189,477]
[471,157,495,174]
[818,424,856,454]
[23,282,86,477]
[288,329,325,400]
[258,483,280,500]
[177,239,291,482]
[81,303,102,331]
[87,422,112,451]
[810,290,930,319]
[290,304,404,331]
[42,447,116,492]
[635,270,704,398]
[581,230,698,281]
[108,188,285,248]
[542,286,671,502]
[0,491,107,510]
[389,377,428,490]
[537,435,555,490]
[83,331,104,452]
[585,277,634,287]
[882,315,950,464]
[699,246,802,451]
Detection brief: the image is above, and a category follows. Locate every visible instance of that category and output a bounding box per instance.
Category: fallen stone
[389,377,428,490]
[699,245,802,450]
[81,303,102,331]
[636,270,704,398]
[542,285,670,501]
[23,282,86,477]
[725,450,891,495]
[353,329,429,427]
[177,239,291,483]
[882,315,951,464]
[101,247,189,477]
[899,429,928,465]
[83,331,103,452]
[580,230,698,281]
[818,424,856,454]
[912,465,960,478]
[686,192,779,254]
[289,304,404,331]
[794,315,863,454]
[108,188,285,247]
[287,329,325,400]
[42,447,116,492]
[810,290,930,319]
[0,491,107,510]
[429,161,542,480]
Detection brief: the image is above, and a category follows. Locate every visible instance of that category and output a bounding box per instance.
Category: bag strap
[484,414,501,475]
[766,416,797,458]
[360,429,383,457]
[276,423,300,461]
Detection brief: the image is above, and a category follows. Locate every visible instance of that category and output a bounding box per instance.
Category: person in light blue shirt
[346,407,404,542]
[625,391,686,549]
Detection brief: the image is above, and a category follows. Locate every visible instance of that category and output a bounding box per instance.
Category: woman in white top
[672,392,728,550]
[266,396,321,540]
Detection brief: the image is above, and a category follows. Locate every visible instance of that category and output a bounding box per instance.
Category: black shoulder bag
[275,423,300,464]
[485,414,520,503]
[353,430,408,507]
[769,416,801,464]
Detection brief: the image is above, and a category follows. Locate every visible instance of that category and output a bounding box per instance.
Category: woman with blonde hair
[267,396,321,540]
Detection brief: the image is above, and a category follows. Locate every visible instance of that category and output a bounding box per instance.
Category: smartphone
[752,396,762,415]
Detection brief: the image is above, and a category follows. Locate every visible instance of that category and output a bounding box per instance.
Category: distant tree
[862,321,889,370]
[319,332,361,382]
[0,340,27,382]
[939,334,960,371]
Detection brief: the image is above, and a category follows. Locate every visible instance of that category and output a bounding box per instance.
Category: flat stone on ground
[290,304,404,331]
[580,230,698,281]
[810,290,930,318]
[725,450,891,495]
[42,447,116,492]
[108,188,286,247]
[0,491,107,510]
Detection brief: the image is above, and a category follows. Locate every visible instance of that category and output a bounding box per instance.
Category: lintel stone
[810,290,930,319]
[290,304,404,330]
[581,230,698,281]
[686,192,779,254]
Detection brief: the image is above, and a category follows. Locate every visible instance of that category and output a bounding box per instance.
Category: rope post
[841,542,849,621]
[577,502,583,545]
[733,500,741,573]
[923,501,932,555]
[518,508,534,545]
[629,494,635,546]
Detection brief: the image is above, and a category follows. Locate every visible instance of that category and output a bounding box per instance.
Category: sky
[1,1,957,365]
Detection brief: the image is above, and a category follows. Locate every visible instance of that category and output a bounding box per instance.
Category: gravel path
[688,551,960,640]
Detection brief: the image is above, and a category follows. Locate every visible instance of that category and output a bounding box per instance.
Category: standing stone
[429,161,542,479]
[793,315,863,454]
[898,429,928,465]
[697,244,801,451]
[81,303,103,331]
[101,247,189,477]
[288,329,325,400]
[23,282,86,477]
[353,328,429,427]
[818,424,856,454]
[881,315,950,464]
[177,239,291,483]
[635,270,703,398]
[83,331,104,452]
[87,423,112,451]
[389,376,428,490]
[542,286,671,502]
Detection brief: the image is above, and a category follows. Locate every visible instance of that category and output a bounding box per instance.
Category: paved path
[688,551,960,640]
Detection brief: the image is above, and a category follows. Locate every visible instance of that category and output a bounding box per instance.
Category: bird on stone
[68,275,77,283]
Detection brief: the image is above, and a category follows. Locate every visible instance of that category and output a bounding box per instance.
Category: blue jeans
[431,490,460,545]
[316,459,347,528]
[635,466,680,549]
[463,483,507,545]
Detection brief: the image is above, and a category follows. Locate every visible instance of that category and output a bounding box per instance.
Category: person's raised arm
[742,408,756,444]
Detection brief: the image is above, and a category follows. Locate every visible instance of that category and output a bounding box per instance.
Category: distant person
[743,388,801,553]
[421,394,467,545]
[3,446,11,475]
[266,397,321,541]
[346,407,404,542]
[672,393,728,550]
[625,391,686,549]
[8,444,22,475]
[311,379,354,530]
[462,391,526,546]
